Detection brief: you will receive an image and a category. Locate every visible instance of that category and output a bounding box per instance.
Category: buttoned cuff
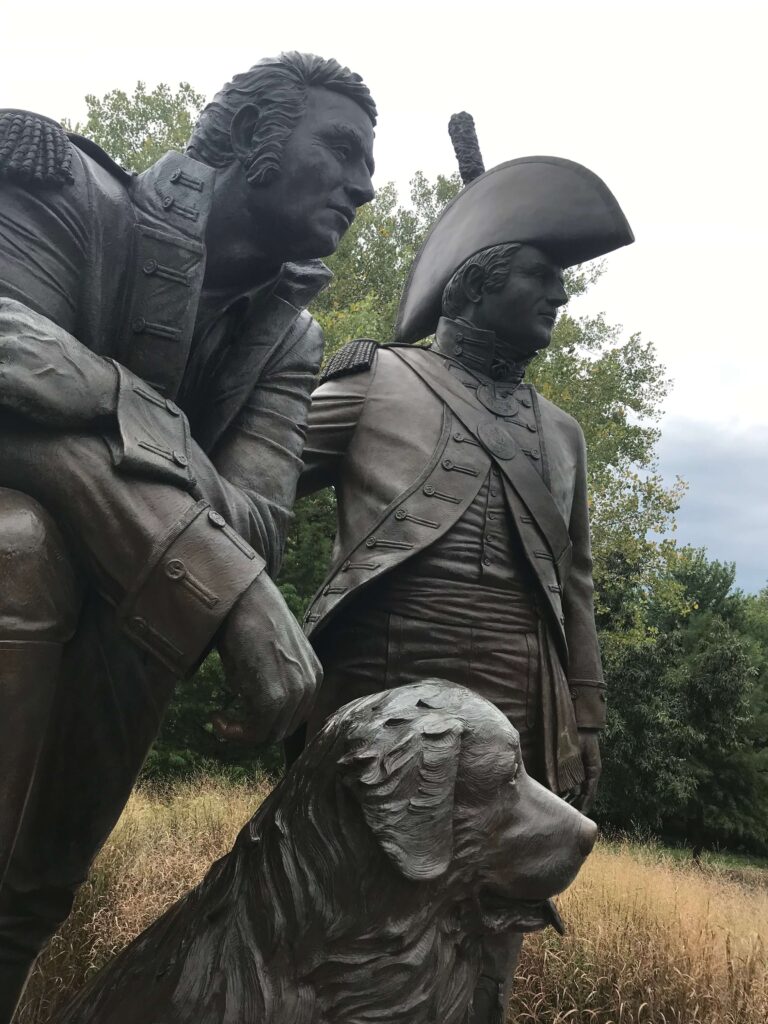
[118,501,264,676]
[568,678,607,729]
[106,363,196,492]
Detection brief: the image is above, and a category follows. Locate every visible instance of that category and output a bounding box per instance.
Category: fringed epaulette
[320,339,379,383]
[0,110,74,189]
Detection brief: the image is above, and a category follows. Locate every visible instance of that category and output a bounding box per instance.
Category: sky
[4,0,767,589]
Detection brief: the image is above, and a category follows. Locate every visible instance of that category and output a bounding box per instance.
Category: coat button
[442,458,454,470]
[423,485,435,496]
[165,558,186,580]
[366,537,377,548]
[170,169,182,183]
[342,560,351,571]
[569,687,579,700]
[142,259,158,275]
[132,317,146,333]
[208,510,226,527]
[395,508,407,520]
[529,449,540,459]
[172,451,188,467]
[165,399,181,417]
[453,432,464,441]
[483,556,492,566]
[131,616,147,635]
[162,195,175,209]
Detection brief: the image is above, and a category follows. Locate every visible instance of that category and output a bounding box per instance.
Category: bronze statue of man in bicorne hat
[293,120,633,1021]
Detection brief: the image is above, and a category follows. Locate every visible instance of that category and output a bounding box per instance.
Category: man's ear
[339,707,463,881]
[229,104,261,165]
[460,263,486,305]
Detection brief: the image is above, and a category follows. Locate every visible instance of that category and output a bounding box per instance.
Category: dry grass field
[15,777,768,1024]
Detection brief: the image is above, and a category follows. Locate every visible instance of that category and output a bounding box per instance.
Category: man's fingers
[211,713,265,744]
[576,775,600,815]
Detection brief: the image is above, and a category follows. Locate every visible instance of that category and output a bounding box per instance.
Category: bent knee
[0,488,81,641]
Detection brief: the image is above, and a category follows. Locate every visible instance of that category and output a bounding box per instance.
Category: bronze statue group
[0,52,632,1024]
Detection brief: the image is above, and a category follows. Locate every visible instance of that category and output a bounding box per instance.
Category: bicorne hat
[393,156,634,345]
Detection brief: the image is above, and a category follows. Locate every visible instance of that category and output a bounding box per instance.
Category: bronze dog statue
[58,682,597,1023]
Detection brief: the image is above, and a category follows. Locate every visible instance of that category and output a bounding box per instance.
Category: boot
[0,958,34,1024]
[0,641,62,891]
[468,932,524,1023]
[468,975,504,1024]
[0,640,62,1023]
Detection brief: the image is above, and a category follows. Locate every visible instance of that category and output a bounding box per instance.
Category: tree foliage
[599,550,768,853]
[63,82,206,172]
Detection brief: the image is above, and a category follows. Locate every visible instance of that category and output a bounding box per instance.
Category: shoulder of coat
[530,385,584,438]
[0,110,75,189]
[320,338,380,384]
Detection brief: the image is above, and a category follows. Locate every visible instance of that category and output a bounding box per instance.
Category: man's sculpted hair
[442,243,522,318]
[187,52,377,185]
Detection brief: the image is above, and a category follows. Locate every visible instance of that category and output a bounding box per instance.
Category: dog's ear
[339,701,463,881]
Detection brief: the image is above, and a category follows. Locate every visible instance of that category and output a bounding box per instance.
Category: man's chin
[501,337,551,362]
[288,227,345,262]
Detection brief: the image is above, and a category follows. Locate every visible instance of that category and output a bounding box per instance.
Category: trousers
[310,606,544,781]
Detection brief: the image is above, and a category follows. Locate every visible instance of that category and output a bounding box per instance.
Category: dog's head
[326,680,596,931]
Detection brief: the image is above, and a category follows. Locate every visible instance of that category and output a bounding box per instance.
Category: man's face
[473,245,568,359]
[245,87,375,262]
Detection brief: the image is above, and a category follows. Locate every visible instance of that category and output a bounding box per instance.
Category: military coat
[299,331,607,730]
[0,112,328,672]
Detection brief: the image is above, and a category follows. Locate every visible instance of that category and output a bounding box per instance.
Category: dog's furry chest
[308,912,482,1024]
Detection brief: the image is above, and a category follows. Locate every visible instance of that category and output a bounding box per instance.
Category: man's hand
[568,729,602,815]
[0,298,117,427]
[214,570,321,746]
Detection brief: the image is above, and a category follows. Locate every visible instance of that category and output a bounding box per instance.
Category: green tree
[312,172,462,359]
[63,82,206,172]
[598,548,768,854]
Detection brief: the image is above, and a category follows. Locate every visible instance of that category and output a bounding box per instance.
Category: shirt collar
[432,316,531,385]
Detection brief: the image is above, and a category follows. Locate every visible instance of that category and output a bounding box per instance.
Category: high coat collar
[432,317,530,386]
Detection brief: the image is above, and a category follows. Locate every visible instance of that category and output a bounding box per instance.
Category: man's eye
[332,145,351,161]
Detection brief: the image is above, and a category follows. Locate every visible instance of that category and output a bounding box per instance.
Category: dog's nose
[578,818,598,857]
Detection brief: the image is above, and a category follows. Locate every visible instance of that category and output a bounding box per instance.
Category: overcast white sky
[4,0,767,587]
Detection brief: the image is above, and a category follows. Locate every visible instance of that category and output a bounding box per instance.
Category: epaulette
[320,339,379,383]
[0,110,74,189]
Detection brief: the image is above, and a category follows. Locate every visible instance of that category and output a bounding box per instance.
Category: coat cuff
[106,363,196,492]
[118,501,264,676]
[568,678,607,729]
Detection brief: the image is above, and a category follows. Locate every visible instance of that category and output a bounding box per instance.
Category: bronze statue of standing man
[295,144,634,1021]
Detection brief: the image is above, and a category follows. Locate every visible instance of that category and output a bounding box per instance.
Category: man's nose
[347,165,375,209]
[549,280,569,309]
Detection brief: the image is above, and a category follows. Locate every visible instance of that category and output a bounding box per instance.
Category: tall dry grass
[16,776,272,1024]
[511,841,767,1023]
[14,778,768,1024]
